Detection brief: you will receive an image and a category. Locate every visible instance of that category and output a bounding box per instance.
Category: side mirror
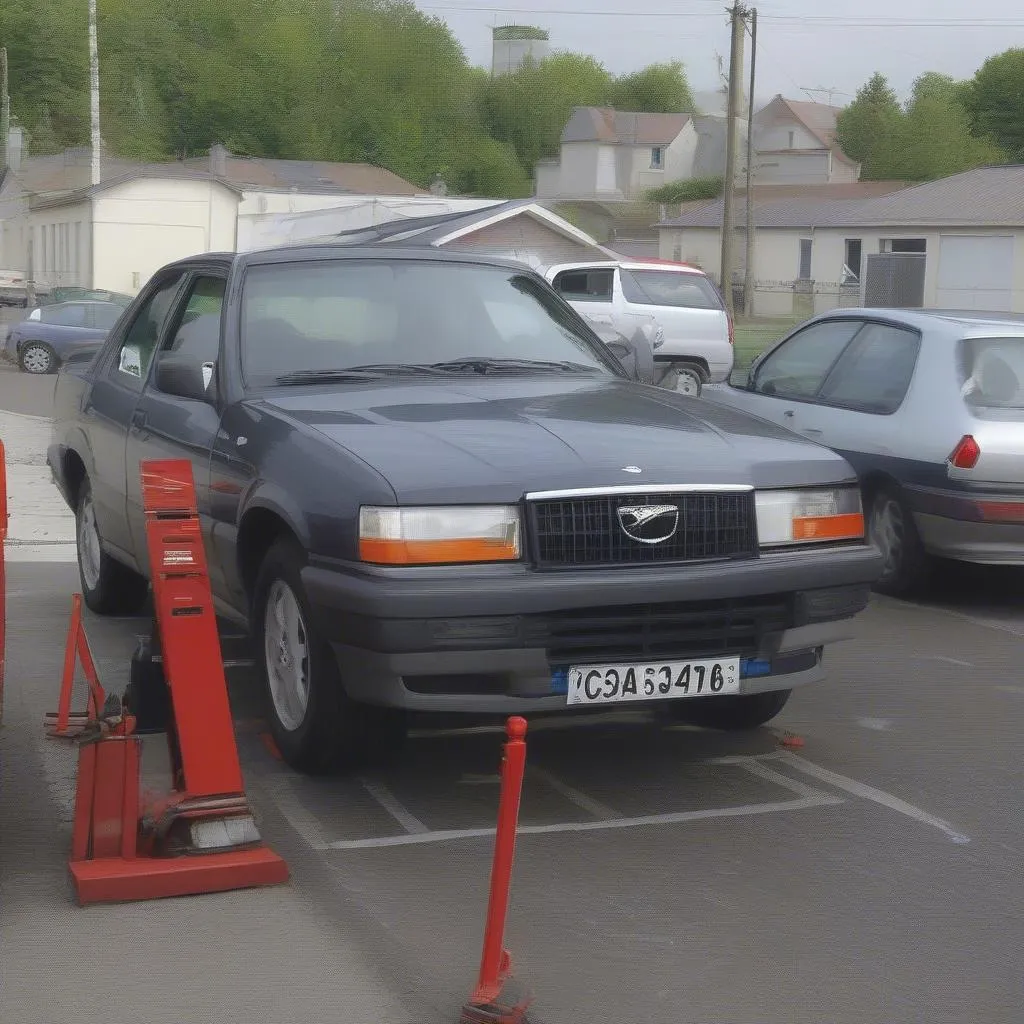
[606,326,656,385]
[155,353,216,402]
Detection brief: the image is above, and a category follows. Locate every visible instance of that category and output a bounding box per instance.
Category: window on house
[881,238,927,254]
[798,238,813,280]
[843,239,863,284]
[650,147,664,169]
[788,130,795,149]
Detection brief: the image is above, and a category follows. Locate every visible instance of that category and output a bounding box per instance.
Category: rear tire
[662,360,706,396]
[867,485,930,597]
[20,342,56,374]
[666,689,792,730]
[75,478,150,615]
[253,538,406,775]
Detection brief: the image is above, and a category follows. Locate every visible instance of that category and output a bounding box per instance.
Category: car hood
[256,377,855,504]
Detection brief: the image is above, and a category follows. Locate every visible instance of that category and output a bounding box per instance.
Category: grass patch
[733,317,800,368]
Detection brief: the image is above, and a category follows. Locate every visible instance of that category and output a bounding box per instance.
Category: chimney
[209,143,228,177]
[7,124,24,173]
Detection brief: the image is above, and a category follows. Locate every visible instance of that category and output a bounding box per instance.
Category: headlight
[359,506,521,565]
[756,488,864,547]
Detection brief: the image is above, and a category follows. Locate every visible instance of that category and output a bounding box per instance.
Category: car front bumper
[300,545,882,712]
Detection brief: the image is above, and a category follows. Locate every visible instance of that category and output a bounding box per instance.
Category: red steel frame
[0,438,7,722]
[46,457,288,905]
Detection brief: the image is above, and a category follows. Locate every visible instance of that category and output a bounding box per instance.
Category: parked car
[3,300,125,374]
[699,307,1024,595]
[48,247,881,774]
[545,259,734,395]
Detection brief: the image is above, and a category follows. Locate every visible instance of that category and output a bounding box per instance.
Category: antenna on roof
[798,85,848,106]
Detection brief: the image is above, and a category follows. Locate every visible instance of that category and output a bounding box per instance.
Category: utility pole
[88,0,101,186]
[720,2,747,321]
[1,47,10,171]
[743,8,758,317]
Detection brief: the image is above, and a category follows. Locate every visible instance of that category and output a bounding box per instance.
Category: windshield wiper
[428,357,602,375]
[273,363,449,385]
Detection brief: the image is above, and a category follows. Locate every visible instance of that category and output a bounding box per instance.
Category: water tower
[491,25,550,76]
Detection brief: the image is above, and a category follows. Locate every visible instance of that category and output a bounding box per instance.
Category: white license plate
[566,657,741,706]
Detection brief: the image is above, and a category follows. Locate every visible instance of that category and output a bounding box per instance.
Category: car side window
[551,268,614,303]
[112,273,185,388]
[41,303,88,327]
[90,303,124,331]
[160,275,226,365]
[817,322,921,414]
[753,320,864,399]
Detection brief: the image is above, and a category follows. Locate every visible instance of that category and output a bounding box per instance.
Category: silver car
[700,308,1024,595]
[545,260,734,395]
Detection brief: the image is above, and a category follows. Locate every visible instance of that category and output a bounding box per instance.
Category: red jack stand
[461,717,534,1024]
[45,458,288,905]
[0,438,8,724]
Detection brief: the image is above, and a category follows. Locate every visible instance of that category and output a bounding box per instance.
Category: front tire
[253,538,406,775]
[665,689,792,730]
[75,478,150,615]
[20,342,56,374]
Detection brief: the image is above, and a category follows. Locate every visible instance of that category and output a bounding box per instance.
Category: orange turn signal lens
[359,507,521,566]
[756,488,865,547]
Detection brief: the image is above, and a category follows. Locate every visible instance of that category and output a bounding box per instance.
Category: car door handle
[130,409,147,430]
[783,409,795,418]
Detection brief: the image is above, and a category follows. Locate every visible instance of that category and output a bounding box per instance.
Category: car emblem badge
[617,504,679,544]
[622,465,642,474]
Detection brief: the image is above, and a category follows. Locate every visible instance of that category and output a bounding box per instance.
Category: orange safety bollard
[0,438,7,724]
[461,716,533,1024]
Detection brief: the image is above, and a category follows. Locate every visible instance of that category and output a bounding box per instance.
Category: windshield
[240,260,617,387]
[620,268,723,310]
[959,337,1024,410]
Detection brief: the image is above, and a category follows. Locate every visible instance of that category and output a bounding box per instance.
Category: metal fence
[732,278,864,319]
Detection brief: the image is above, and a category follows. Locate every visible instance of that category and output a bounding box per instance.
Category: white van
[545,259,734,395]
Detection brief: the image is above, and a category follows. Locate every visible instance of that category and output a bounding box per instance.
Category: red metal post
[0,437,7,723]
[470,716,528,1007]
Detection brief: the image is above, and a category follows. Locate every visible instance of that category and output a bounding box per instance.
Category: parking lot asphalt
[2,555,1023,1024]
[1,369,1023,1023]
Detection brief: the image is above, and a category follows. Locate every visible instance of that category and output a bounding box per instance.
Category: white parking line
[320,792,844,851]
[776,751,971,845]
[928,655,974,668]
[359,777,429,835]
[857,717,894,731]
[528,764,619,821]
[262,776,332,851]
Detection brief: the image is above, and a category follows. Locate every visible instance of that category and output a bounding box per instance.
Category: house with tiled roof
[752,95,861,185]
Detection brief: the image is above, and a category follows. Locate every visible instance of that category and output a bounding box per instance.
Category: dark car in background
[3,300,126,374]
[46,287,134,307]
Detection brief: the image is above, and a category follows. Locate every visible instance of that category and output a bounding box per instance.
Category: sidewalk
[1,407,77,560]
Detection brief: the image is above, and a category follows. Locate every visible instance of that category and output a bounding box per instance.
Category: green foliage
[1,0,695,197]
[493,25,548,42]
[610,62,695,115]
[964,48,1024,161]
[837,70,1008,181]
[645,175,723,203]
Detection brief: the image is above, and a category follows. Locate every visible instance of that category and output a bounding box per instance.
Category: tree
[964,48,1024,161]
[610,62,694,114]
[835,73,903,178]
[894,72,1004,180]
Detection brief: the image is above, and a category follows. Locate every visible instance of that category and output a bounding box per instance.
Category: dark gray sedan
[4,300,125,374]
[48,247,881,774]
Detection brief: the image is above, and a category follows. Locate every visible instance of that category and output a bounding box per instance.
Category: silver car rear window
[620,269,723,310]
[959,337,1024,410]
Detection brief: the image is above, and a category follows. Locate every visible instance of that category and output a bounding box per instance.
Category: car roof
[167,246,541,276]
[42,299,124,309]
[545,258,709,277]
[812,306,1024,336]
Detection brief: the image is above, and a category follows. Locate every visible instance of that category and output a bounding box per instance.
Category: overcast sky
[416,0,1023,105]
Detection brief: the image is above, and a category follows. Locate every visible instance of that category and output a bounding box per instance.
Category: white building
[657,167,1024,317]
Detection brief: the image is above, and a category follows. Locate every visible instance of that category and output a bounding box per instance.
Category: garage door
[935,234,1015,311]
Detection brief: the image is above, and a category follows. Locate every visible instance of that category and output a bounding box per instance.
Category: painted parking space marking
[359,777,429,835]
[527,764,620,821]
[775,750,971,845]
